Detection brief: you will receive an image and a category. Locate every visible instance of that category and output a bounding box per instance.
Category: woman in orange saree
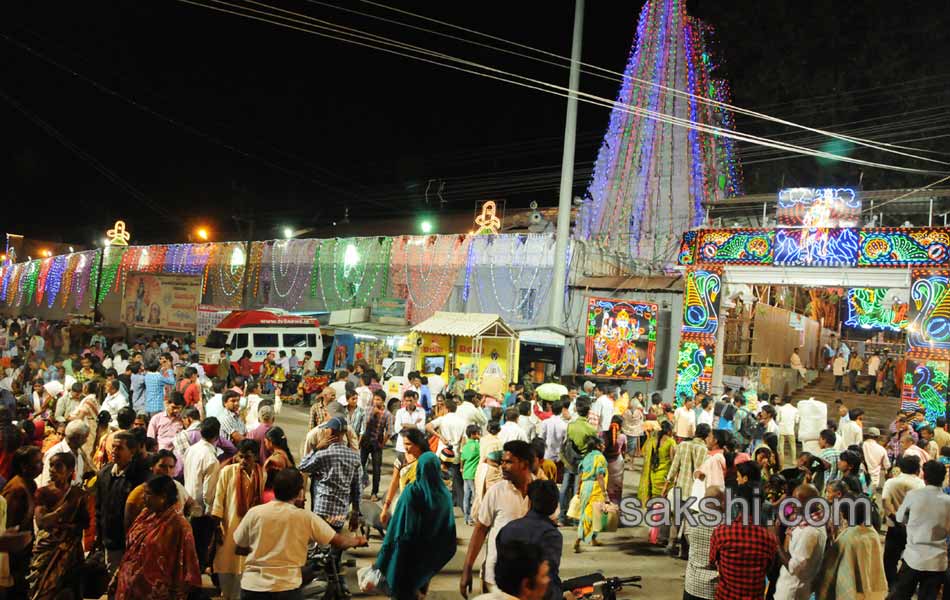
[113,476,201,600]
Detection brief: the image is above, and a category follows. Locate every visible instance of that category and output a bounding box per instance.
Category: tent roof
[411,312,516,338]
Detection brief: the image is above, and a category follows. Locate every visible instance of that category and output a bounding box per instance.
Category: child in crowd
[461,424,481,525]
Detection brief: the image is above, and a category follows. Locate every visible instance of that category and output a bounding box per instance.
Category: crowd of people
[5,314,950,600]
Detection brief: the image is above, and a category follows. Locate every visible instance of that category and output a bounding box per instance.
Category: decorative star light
[474,201,502,235]
[106,220,131,246]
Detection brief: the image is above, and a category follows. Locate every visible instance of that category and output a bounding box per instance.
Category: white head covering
[44,380,64,398]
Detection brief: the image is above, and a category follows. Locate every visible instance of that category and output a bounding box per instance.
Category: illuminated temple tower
[576,0,742,265]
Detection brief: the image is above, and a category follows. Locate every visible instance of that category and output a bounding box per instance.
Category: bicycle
[562,573,642,600]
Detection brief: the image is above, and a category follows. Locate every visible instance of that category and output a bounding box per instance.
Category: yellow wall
[410,331,518,392]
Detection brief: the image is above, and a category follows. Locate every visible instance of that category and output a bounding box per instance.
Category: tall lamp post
[549,0,585,332]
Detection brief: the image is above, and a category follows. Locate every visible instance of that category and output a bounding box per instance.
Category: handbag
[566,494,582,520]
[81,549,109,599]
[601,502,619,532]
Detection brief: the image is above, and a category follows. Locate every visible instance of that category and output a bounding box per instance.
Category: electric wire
[173,0,950,178]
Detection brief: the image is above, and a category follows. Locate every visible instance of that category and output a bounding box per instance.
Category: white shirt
[862,439,891,488]
[38,440,84,487]
[184,438,221,516]
[205,393,224,420]
[832,357,846,376]
[592,395,615,432]
[883,473,926,517]
[764,419,779,435]
[516,415,538,440]
[101,392,129,426]
[330,381,349,405]
[234,500,336,592]
[393,407,426,453]
[430,412,467,462]
[697,409,714,428]
[867,355,880,376]
[457,401,488,428]
[428,374,445,398]
[498,421,529,445]
[113,357,129,374]
[774,525,827,600]
[674,406,696,438]
[477,479,530,584]
[840,420,863,448]
[245,394,263,429]
[540,416,568,461]
[777,404,799,436]
[897,485,950,571]
[355,386,373,413]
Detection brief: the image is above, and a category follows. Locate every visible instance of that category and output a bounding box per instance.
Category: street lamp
[420,220,433,234]
[196,227,210,241]
[283,227,294,239]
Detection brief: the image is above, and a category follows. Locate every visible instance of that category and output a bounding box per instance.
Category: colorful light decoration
[777,188,861,228]
[44,255,66,308]
[680,267,722,340]
[469,234,555,322]
[106,220,131,246]
[578,0,742,263]
[907,268,950,358]
[583,297,657,379]
[844,288,908,332]
[675,340,715,401]
[697,229,774,265]
[474,201,502,235]
[394,235,470,323]
[859,228,950,268]
[901,359,949,424]
[774,228,859,267]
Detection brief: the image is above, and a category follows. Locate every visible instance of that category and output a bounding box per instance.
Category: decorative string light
[397,234,470,322]
[44,255,66,308]
[35,257,52,306]
[216,242,246,304]
[485,235,549,315]
[313,237,391,311]
[61,254,77,308]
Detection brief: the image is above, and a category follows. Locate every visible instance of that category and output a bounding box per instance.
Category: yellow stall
[410,312,519,400]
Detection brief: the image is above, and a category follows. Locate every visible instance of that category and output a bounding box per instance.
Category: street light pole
[549,0,584,332]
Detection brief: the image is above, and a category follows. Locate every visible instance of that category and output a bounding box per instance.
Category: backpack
[560,436,583,474]
[738,408,763,442]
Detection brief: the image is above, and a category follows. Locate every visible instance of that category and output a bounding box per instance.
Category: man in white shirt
[499,408,530,445]
[902,434,931,465]
[696,397,714,429]
[515,402,539,440]
[393,391,426,462]
[773,484,827,600]
[101,379,129,427]
[205,380,226,421]
[673,397,696,441]
[427,397,468,507]
[790,347,807,380]
[428,367,446,399]
[38,420,89,486]
[234,469,366,596]
[840,408,864,448]
[591,387,615,433]
[460,440,533,596]
[457,391,488,428]
[540,400,569,462]
[832,352,847,391]
[866,353,881,395]
[861,428,890,491]
[184,417,224,570]
[776,397,799,465]
[329,370,350,406]
[891,460,950,598]
[883,455,926,583]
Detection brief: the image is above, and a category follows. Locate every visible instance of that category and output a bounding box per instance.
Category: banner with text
[121,272,202,332]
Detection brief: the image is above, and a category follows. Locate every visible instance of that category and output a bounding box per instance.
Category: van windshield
[204,330,230,349]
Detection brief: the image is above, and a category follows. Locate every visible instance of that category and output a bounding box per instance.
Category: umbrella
[535,382,568,401]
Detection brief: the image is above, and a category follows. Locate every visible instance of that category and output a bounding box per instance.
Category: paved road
[280,405,688,600]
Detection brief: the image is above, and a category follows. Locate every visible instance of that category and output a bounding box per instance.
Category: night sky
[3,0,948,244]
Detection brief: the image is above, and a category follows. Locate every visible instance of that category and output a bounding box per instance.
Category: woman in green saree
[574,435,609,553]
[638,421,676,506]
[28,451,88,600]
[374,451,456,599]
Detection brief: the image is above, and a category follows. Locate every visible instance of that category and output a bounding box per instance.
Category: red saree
[114,505,202,600]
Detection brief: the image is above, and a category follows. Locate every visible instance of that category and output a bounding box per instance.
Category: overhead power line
[174,0,950,178]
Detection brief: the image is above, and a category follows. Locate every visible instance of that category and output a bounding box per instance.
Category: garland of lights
[249,242,265,299]
[215,242,246,303]
[395,235,469,322]
[61,255,76,308]
[45,255,66,308]
[76,250,98,309]
[96,246,126,304]
[264,238,315,310]
[21,261,40,306]
[485,235,549,315]
[311,237,391,311]
[35,258,52,306]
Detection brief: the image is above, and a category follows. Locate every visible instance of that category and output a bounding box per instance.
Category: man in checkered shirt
[709,487,777,600]
[299,416,362,591]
